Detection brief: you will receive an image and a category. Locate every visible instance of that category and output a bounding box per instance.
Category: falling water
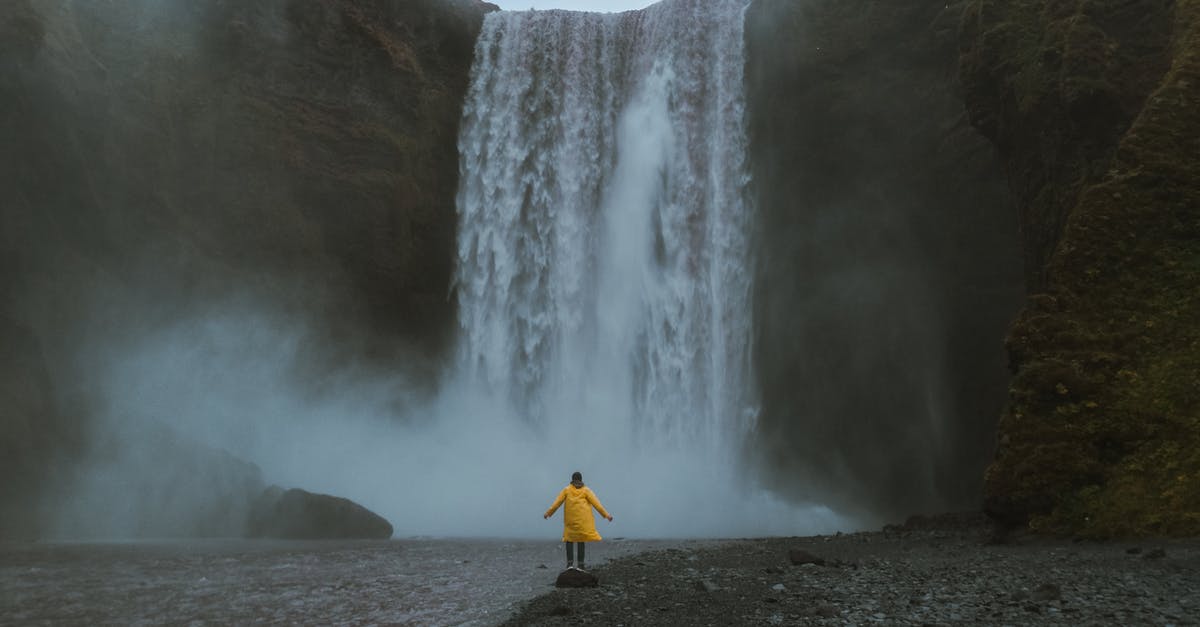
[457,0,754,461]
[451,0,840,536]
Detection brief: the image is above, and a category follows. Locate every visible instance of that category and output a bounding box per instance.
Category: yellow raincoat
[544,483,611,542]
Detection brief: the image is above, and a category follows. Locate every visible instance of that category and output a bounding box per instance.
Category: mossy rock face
[963,0,1200,536]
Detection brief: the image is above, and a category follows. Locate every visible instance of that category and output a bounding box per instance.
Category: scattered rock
[788,550,826,566]
[771,583,786,592]
[556,569,599,588]
[697,579,721,593]
[1032,583,1061,602]
[814,604,839,618]
[537,564,548,569]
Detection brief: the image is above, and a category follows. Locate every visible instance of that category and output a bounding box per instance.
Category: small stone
[1144,548,1166,560]
[1032,583,1061,602]
[771,583,786,592]
[537,564,548,569]
[697,579,720,593]
[788,549,826,566]
[815,604,838,618]
[1126,547,1142,555]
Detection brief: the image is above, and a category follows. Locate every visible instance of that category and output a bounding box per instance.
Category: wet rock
[788,550,826,566]
[246,486,393,539]
[1032,583,1061,602]
[556,568,599,588]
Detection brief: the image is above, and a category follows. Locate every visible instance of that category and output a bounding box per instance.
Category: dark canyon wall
[961,0,1200,536]
[0,0,494,538]
[745,0,1025,523]
[3,0,1195,539]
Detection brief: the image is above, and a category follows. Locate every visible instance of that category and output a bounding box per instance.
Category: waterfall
[446,0,842,536]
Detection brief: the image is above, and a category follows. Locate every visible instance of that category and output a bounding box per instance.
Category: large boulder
[48,422,267,539]
[247,486,393,540]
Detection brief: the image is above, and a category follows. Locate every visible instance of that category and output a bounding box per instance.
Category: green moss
[968,0,1200,537]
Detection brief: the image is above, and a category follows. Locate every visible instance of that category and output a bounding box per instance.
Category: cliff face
[0,0,494,538]
[745,0,1024,522]
[962,0,1200,536]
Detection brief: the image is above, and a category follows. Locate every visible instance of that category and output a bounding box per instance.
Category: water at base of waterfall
[0,538,712,625]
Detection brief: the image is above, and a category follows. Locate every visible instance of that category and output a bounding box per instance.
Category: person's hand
[607,515,614,522]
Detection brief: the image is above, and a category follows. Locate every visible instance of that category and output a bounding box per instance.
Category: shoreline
[499,514,1200,625]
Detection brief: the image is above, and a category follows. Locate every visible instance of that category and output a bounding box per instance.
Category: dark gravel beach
[501,515,1200,626]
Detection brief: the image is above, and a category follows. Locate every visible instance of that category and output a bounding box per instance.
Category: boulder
[247,486,393,540]
[788,550,826,566]
[555,568,599,588]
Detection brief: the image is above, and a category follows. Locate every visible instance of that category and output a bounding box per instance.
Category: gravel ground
[500,514,1200,626]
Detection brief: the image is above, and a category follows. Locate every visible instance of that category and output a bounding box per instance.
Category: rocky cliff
[3,0,1195,540]
[0,0,494,538]
[745,0,1024,522]
[961,0,1200,536]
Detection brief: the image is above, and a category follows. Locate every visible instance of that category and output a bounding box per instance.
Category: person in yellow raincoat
[543,471,613,571]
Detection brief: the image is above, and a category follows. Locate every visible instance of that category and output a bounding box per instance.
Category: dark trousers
[565,541,585,566]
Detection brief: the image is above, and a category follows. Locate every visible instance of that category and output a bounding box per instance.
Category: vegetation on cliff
[962,0,1200,536]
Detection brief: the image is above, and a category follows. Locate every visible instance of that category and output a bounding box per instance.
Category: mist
[4,0,1023,542]
[40,296,847,539]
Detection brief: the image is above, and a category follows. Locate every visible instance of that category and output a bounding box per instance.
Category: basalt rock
[961,0,1200,537]
[746,0,1024,522]
[788,549,826,566]
[247,486,393,540]
[555,568,599,588]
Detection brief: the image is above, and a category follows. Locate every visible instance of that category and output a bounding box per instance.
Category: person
[543,471,613,571]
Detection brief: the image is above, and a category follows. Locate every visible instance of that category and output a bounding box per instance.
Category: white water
[447,0,844,537]
[51,0,849,541]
